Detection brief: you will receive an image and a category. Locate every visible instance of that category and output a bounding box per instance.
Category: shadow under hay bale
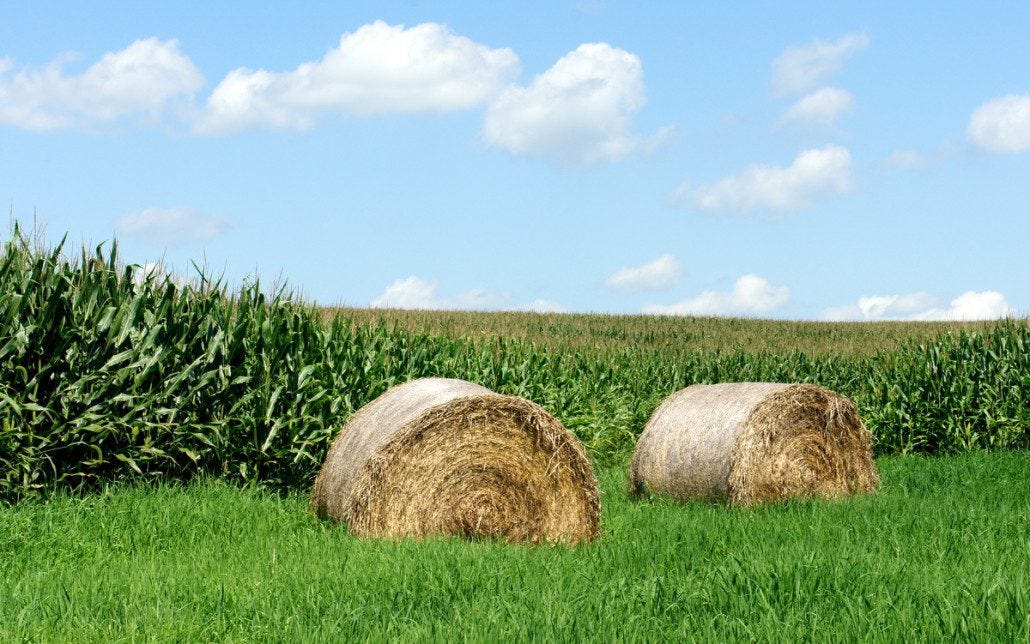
[311,378,600,543]
[629,383,879,504]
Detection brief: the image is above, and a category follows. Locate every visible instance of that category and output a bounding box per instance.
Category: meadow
[1,453,1026,640]
[0,229,1027,639]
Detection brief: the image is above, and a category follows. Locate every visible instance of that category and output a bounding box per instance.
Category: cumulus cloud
[370,275,512,310]
[604,253,682,293]
[642,274,790,317]
[194,21,519,135]
[771,32,869,96]
[967,94,1030,154]
[371,276,437,309]
[781,87,854,127]
[482,42,666,166]
[139,261,167,277]
[521,299,569,313]
[821,290,1015,321]
[128,261,170,285]
[922,291,1016,321]
[115,207,230,246]
[676,145,853,214]
[0,38,203,131]
[820,292,937,321]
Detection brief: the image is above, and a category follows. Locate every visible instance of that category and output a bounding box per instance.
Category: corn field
[0,228,1026,502]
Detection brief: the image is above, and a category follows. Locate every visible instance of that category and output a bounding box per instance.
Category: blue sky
[2,1,1027,320]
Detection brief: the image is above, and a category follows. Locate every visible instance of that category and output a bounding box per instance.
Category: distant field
[330,307,990,357]
[2,452,1026,641]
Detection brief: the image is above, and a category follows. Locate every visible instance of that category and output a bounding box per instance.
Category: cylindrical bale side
[311,377,600,542]
[629,383,879,504]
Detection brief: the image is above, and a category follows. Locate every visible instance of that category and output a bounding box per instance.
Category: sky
[1,1,1028,320]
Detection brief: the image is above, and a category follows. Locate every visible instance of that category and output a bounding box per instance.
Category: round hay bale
[629,383,879,504]
[311,377,600,542]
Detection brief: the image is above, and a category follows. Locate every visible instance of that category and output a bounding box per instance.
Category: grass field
[0,231,1027,640]
[2,451,1026,641]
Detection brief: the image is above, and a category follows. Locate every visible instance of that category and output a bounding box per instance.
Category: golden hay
[311,377,600,542]
[629,383,879,504]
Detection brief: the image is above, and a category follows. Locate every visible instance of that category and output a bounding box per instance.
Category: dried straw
[629,383,879,504]
[311,377,600,542]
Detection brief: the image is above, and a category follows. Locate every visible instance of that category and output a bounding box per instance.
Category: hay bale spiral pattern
[311,378,600,542]
[630,383,879,504]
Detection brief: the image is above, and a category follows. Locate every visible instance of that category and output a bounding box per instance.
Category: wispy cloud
[781,87,854,127]
[604,253,682,293]
[674,145,852,215]
[881,142,957,171]
[115,207,230,246]
[771,32,869,96]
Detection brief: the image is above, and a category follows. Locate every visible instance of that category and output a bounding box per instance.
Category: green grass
[2,452,1026,641]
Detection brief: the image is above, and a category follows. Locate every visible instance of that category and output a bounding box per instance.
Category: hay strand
[629,383,879,504]
[311,378,600,542]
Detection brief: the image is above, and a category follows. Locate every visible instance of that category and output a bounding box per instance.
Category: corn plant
[0,226,1025,502]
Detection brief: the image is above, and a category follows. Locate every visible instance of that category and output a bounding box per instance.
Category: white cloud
[912,291,1015,321]
[139,261,166,277]
[0,38,202,131]
[771,32,869,96]
[882,149,926,171]
[677,145,853,214]
[604,253,682,293]
[370,275,511,310]
[858,293,937,319]
[195,21,519,135]
[967,94,1030,154]
[820,290,1014,321]
[781,87,854,126]
[643,274,790,317]
[881,142,957,171]
[129,261,171,285]
[521,299,569,313]
[642,123,678,153]
[115,207,230,246]
[482,42,666,166]
[817,304,861,321]
[451,288,512,311]
[371,276,437,309]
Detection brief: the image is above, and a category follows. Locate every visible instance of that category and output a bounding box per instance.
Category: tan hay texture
[629,383,879,504]
[311,377,600,542]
